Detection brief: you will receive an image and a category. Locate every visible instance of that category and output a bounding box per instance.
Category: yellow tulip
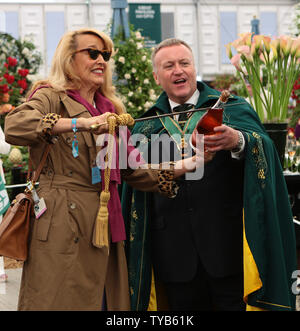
[291,38,300,58]
[268,50,276,64]
[262,36,271,53]
[279,35,293,56]
[239,32,252,47]
[253,35,264,51]
[225,43,233,59]
[231,37,243,50]
[270,39,279,59]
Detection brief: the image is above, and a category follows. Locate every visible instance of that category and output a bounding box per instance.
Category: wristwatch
[231,130,244,153]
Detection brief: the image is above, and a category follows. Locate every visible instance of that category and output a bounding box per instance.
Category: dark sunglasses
[74,48,111,62]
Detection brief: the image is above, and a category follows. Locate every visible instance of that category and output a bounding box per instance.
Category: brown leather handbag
[0,192,33,261]
[0,145,51,261]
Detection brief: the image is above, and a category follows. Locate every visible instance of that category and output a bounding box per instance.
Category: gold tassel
[94,190,111,249]
[93,113,135,253]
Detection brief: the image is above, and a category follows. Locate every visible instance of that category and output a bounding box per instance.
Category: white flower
[135,31,142,39]
[124,73,131,80]
[22,47,30,56]
[137,43,143,50]
[141,55,147,61]
[118,56,125,64]
[144,101,153,109]
[128,91,133,97]
[143,78,149,84]
[150,94,157,101]
[128,102,133,107]
[149,89,155,95]
[131,68,137,73]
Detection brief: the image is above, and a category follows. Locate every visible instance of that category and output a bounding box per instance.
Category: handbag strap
[29,144,51,185]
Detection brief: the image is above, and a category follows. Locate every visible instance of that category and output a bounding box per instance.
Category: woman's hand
[173,149,215,178]
[82,113,110,134]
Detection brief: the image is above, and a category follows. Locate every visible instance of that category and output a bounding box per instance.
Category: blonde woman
[4,28,205,311]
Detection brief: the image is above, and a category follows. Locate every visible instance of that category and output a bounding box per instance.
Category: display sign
[129,3,161,48]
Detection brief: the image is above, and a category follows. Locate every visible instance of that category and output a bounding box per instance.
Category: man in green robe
[122,38,297,311]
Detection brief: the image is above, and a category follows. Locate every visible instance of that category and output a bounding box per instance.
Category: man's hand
[204,125,239,152]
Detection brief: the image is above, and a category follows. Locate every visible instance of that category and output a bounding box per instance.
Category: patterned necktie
[173,103,194,127]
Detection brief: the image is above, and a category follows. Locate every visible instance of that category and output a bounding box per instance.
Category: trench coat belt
[39,173,101,192]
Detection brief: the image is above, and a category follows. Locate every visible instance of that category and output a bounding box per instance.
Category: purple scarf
[67,90,143,243]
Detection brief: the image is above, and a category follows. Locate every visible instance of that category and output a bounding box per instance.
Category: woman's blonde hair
[29,28,125,114]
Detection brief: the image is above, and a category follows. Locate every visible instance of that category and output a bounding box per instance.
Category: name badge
[92,166,101,184]
[34,198,47,219]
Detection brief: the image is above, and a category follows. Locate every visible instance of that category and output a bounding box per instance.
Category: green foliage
[113,25,161,118]
[290,2,300,37]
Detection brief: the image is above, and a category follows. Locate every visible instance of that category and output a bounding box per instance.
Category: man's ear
[153,71,160,86]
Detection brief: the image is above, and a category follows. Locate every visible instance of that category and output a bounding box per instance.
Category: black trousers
[161,259,245,311]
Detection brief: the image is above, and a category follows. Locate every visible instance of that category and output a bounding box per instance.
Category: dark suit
[149,90,245,310]
[151,151,244,281]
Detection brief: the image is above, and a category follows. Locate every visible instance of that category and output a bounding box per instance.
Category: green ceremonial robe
[121,81,297,311]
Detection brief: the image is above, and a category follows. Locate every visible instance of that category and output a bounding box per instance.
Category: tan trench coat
[4,88,164,311]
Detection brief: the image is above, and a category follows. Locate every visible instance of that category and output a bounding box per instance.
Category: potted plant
[226,33,300,165]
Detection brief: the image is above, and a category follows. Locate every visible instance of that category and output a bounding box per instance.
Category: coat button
[66,137,72,144]
[69,202,76,209]
[74,237,79,243]
[68,170,73,177]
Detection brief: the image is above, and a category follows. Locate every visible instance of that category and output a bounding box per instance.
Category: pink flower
[230,54,242,71]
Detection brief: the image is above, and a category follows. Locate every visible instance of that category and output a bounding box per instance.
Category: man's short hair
[151,38,193,71]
